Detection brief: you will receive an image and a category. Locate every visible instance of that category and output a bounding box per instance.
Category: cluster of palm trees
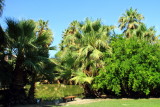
[55,18,115,97]
[56,8,159,97]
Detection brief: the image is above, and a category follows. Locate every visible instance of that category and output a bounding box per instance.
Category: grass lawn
[24,84,160,107]
[25,84,84,100]
[64,99,160,107]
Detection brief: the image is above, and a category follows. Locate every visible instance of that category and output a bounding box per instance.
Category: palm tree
[118,8,144,38]
[76,18,114,76]
[26,52,56,101]
[134,23,157,41]
[0,25,12,89]
[6,18,37,104]
[0,0,4,16]
[56,20,81,84]
[27,20,54,101]
[74,19,114,96]
[5,19,55,104]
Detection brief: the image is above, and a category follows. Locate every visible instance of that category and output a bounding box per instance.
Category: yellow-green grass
[25,84,84,100]
[62,99,160,107]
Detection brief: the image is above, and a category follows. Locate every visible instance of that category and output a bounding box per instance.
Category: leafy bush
[93,37,160,96]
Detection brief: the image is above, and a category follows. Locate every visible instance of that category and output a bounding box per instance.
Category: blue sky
[1,0,160,57]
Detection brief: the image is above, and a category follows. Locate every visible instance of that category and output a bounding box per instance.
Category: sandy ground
[59,98,107,106]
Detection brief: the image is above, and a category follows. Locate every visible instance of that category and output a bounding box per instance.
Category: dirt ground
[59,98,107,106]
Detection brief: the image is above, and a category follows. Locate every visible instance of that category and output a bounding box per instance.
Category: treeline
[55,8,160,98]
[1,6,160,105]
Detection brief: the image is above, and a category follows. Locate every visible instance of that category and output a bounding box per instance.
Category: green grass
[25,84,160,107]
[64,99,160,107]
[25,84,83,100]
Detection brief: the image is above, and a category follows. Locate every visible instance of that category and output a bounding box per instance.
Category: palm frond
[0,0,4,16]
[71,71,93,84]
[90,49,103,60]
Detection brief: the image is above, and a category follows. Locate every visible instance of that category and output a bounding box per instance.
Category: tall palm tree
[0,25,12,88]
[26,20,54,101]
[118,8,144,37]
[76,19,114,76]
[0,0,4,16]
[26,50,56,101]
[56,20,81,84]
[6,18,37,104]
[74,19,114,97]
[5,19,55,104]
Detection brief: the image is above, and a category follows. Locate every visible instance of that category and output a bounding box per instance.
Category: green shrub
[93,37,160,96]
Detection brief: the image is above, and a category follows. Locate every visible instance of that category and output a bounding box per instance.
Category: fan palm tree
[5,19,55,104]
[76,18,114,76]
[118,8,144,38]
[0,6,54,99]
[5,18,37,103]
[24,20,54,101]
[0,25,12,89]
[134,23,156,42]
[0,0,4,16]
[26,52,56,101]
[59,18,114,76]
[56,20,81,84]
[73,19,114,96]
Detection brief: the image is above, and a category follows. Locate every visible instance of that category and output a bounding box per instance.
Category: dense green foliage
[94,36,160,96]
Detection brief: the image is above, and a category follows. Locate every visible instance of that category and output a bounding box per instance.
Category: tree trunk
[82,83,96,98]
[28,73,36,103]
[10,54,27,105]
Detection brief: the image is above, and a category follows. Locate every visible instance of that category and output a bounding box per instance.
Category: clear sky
[1,0,160,57]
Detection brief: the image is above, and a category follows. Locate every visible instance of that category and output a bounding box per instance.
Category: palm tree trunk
[28,73,36,103]
[82,83,96,98]
[10,54,27,104]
